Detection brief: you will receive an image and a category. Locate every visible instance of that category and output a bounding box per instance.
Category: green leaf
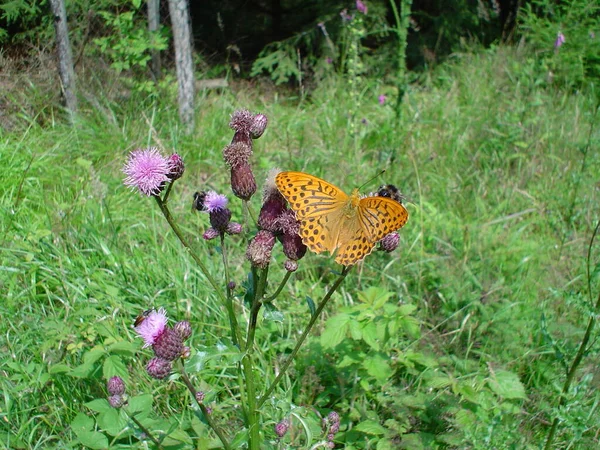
[162,429,193,446]
[363,353,392,382]
[377,438,395,450]
[427,375,454,389]
[128,394,153,415]
[487,370,527,400]
[48,363,70,374]
[97,408,127,437]
[76,431,109,449]
[102,355,128,380]
[84,399,112,414]
[320,313,351,349]
[360,321,379,350]
[71,412,94,433]
[305,295,316,316]
[354,419,387,436]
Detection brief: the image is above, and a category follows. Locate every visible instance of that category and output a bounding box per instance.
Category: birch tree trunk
[49,0,77,119]
[147,0,162,80]
[168,0,194,133]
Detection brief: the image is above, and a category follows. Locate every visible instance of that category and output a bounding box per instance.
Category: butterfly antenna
[358,170,386,191]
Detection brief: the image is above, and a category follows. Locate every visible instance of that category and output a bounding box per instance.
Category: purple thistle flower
[204,191,228,212]
[356,0,368,14]
[554,32,565,49]
[134,307,168,348]
[229,109,254,133]
[146,357,172,379]
[123,147,170,196]
[378,94,386,105]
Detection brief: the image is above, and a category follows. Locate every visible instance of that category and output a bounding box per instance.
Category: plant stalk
[257,266,351,408]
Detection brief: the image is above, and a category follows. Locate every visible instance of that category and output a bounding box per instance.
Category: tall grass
[1,43,599,448]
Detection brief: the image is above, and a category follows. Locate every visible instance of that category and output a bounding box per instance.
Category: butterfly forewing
[275,171,348,219]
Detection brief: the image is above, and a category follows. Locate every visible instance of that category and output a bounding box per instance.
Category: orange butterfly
[275,171,409,266]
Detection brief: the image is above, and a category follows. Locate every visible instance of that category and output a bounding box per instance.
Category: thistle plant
[115,109,406,448]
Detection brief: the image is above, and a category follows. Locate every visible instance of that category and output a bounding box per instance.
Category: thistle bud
[167,153,185,180]
[379,232,399,253]
[250,114,268,139]
[229,109,254,133]
[275,419,290,438]
[107,376,126,396]
[203,228,220,240]
[226,222,242,235]
[108,395,125,408]
[174,320,192,340]
[284,260,298,272]
[223,141,252,168]
[152,328,184,361]
[230,163,257,201]
[246,230,276,268]
[146,357,172,379]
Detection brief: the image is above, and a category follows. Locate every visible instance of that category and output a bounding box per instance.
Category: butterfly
[275,171,409,266]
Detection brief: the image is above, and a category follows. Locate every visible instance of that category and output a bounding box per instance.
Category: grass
[1,43,599,449]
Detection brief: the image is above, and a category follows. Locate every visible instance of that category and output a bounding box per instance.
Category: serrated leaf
[48,363,70,374]
[97,408,127,436]
[377,438,394,450]
[363,353,392,382]
[102,355,128,380]
[487,370,527,400]
[128,394,153,414]
[360,321,379,350]
[354,419,387,436]
[320,313,350,349]
[107,341,137,356]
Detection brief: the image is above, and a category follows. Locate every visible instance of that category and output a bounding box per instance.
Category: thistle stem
[177,361,232,450]
[154,196,244,349]
[264,271,293,303]
[128,414,164,449]
[257,266,352,408]
[220,234,243,348]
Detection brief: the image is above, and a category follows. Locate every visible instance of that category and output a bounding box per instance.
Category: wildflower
[204,191,232,233]
[146,357,172,379]
[152,327,184,361]
[275,419,290,438]
[378,94,386,105]
[223,141,253,168]
[107,376,126,396]
[167,153,185,180]
[356,0,368,14]
[250,113,268,139]
[340,9,353,21]
[258,169,288,232]
[134,307,168,348]
[379,231,399,253]
[229,109,254,134]
[195,391,205,403]
[174,320,192,340]
[554,32,565,49]
[326,57,333,64]
[246,230,276,268]
[277,210,307,261]
[123,147,170,196]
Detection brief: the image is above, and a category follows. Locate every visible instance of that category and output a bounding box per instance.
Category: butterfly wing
[275,171,349,220]
[335,196,409,266]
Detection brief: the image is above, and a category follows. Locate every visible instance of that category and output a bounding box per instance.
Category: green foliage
[520,0,600,89]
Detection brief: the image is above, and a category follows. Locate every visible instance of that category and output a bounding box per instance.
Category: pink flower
[378,94,386,105]
[356,0,368,14]
[340,9,353,21]
[554,32,565,49]
[134,308,168,348]
[204,191,228,212]
[123,147,170,196]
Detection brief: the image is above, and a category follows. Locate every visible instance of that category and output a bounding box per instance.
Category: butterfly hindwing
[357,196,409,242]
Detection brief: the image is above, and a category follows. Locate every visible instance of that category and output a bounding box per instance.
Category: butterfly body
[275,171,408,266]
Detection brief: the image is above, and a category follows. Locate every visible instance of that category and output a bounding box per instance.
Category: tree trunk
[168,0,194,133]
[49,0,77,119]
[148,0,162,80]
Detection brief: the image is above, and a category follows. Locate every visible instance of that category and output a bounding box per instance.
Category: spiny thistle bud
[108,394,125,408]
[284,260,298,272]
[275,419,290,438]
[223,141,253,168]
[107,376,126,396]
[277,210,307,261]
[146,357,172,379]
[174,320,192,340]
[230,162,257,201]
[250,113,268,139]
[379,231,399,253]
[152,327,184,361]
[226,222,242,235]
[229,109,254,133]
[203,228,220,240]
[246,230,276,268]
[181,346,191,359]
[167,153,185,180]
